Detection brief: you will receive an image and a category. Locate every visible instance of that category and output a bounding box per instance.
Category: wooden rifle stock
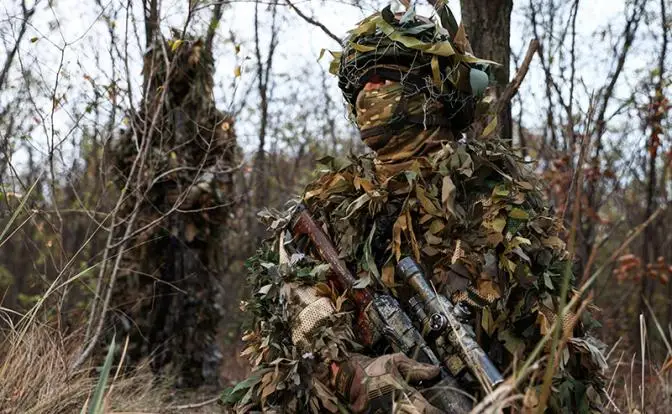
[289,205,475,412]
[290,205,377,345]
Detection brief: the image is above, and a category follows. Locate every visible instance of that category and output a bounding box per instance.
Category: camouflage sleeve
[221,219,358,413]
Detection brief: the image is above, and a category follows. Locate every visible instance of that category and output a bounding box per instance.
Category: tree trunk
[460,0,513,139]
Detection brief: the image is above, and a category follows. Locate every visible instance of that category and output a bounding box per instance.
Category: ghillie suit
[111,34,238,387]
[224,4,606,413]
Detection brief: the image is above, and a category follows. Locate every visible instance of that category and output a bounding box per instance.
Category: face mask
[355,82,450,162]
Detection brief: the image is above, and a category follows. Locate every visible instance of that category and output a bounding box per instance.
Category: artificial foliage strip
[224,135,608,413]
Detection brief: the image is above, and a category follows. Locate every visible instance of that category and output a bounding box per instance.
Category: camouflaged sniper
[223,3,607,413]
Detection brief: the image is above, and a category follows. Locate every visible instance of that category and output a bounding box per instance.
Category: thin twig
[285,0,341,44]
[205,0,225,52]
[0,0,36,91]
[169,396,220,410]
[73,39,176,371]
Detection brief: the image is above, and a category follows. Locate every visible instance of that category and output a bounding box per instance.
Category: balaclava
[330,3,495,162]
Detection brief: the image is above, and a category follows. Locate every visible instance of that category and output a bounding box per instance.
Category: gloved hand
[331,353,445,414]
[281,282,337,350]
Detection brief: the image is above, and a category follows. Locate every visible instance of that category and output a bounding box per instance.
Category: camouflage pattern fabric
[332,353,444,414]
[356,81,450,162]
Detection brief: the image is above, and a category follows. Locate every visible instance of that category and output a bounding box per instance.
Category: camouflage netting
[111,34,239,387]
[223,4,607,413]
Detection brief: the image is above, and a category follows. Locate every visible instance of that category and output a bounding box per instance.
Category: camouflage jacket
[223,136,608,413]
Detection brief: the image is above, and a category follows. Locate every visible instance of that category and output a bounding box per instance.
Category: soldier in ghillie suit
[223,3,607,413]
[112,34,237,387]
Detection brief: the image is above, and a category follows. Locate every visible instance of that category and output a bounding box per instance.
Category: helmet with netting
[331,4,495,133]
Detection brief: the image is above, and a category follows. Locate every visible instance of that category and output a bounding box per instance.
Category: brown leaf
[542,236,566,250]
[441,176,457,217]
[335,293,347,312]
[323,174,349,197]
[481,116,498,138]
[425,232,443,245]
[416,185,442,216]
[486,232,504,247]
[304,187,323,200]
[536,310,550,335]
[392,213,406,261]
[261,381,276,401]
[419,214,433,224]
[185,222,197,242]
[429,219,445,234]
[314,282,332,298]
[406,209,421,261]
[523,387,539,412]
[515,180,535,191]
[453,23,473,54]
[481,308,495,335]
[354,176,375,193]
[382,262,395,288]
[661,355,672,373]
[477,279,501,301]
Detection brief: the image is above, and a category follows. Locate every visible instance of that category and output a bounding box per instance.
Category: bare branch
[285,0,341,44]
[205,0,225,52]
[492,39,539,117]
[0,0,36,91]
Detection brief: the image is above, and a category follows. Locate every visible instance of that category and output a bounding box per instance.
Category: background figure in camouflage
[112,35,237,387]
[224,3,606,413]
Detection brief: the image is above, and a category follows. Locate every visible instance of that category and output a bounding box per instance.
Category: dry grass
[0,315,172,414]
[3,312,672,414]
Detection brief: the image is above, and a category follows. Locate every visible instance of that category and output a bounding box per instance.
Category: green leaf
[509,208,529,220]
[349,42,376,52]
[481,116,498,138]
[491,216,507,233]
[220,369,269,405]
[543,272,554,291]
[89,335,116,414]
[349,14,379,37]
[376,18,456,57]
[170,39,183,52]
[481,308,495,335]
[310,263,331,279]
[492,184,509,197]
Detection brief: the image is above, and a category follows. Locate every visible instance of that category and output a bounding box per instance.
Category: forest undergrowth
[2,311,672,413]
